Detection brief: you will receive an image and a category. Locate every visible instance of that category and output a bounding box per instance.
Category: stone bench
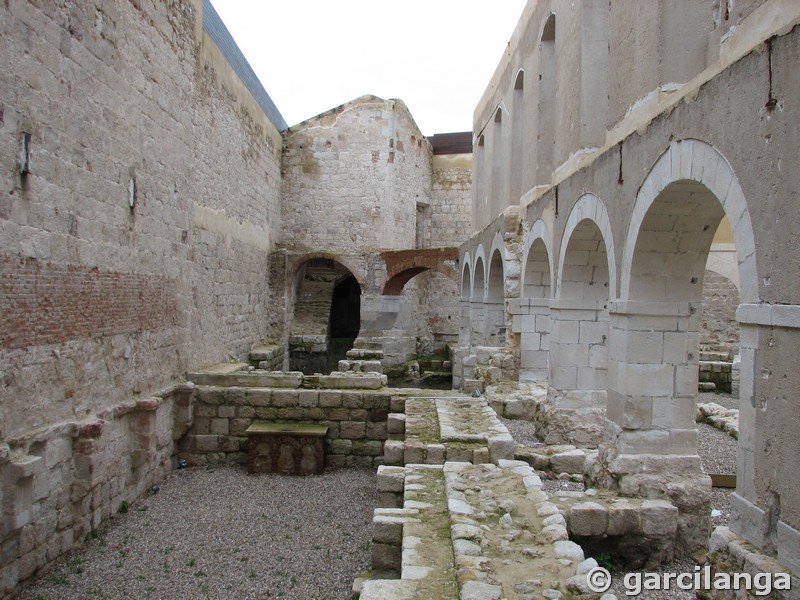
[245,422,328,475]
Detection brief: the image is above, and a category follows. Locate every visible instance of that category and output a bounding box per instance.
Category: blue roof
[203,0,288,132]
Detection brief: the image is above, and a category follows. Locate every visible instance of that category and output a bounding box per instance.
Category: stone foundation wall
[0,385,192,596]
[181,385,398,468]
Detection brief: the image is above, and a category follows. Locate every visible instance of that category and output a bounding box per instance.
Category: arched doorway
[289,258,361,374]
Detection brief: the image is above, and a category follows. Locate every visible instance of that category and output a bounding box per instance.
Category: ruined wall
[281,97,431,256]
[430,154,473,248]
[0,0,284,593]
[183,384,395,469]
[700,270,740,355]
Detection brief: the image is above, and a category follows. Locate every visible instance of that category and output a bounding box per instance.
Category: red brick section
[381,248,459,295]
[0,253,178,350]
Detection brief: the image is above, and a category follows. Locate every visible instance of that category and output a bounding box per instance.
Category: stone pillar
[595,300,710,557]
[469,298,485,347]
[458,298,471,348]
[484,299,506,347]
[510,297,550,381]
[536,299,608,447]
[729,304,800,576]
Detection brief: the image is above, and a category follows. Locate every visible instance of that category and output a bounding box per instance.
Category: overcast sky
[210,0,528,135]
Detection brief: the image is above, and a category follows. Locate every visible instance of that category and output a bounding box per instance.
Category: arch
[555,193,616,300]
[461,253,472,299]
[487,248,505,301]
[474,134,489,231]
[536,13,556,185]
[522,219,554,295]
[519,219,554,382]
[290,252,366,290]
[381,248,459,295]
[621,139,757,303]
[472,246,487,299]
[289,256,362,374]
[510,69,526,206]
[491,107,507,219]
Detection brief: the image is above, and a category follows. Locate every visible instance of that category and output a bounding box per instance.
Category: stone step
[346,348,385,360]
[383,397,514,467]
[364,460,593,598]
[338,359,384,374]
[362,464,459,599]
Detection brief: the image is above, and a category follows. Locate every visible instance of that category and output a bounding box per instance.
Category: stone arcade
[1,1,799,598]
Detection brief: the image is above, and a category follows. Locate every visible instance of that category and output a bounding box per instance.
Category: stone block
[641,499,678,536]
[297,390,319,408]
[217,405,236,418]
[366,421,387,440]
[569,502,608,537]
[424,444,445,464]
[472,447,490,465]
[353,440,383,456]
[460,580,503,600]
[272,389,299,407]
[373,514,411,545]
[377,466,406,493]
[384,440,404,465]
[404,443,425,465]
[607,501,642,535]
[371,542,401,572]
[488,435,514,463]
[210,418,229,435]
[9,455,43,479]
[319,390,343,407]
[554,540,585,562]
[340,421,366,439]
[387,413,406,434]
[329,439,353,455]
[550,449,586,474]
[194,435,219,452]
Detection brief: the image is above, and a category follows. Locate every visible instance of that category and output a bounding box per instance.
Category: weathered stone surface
[569,502,608,537]
[550,449,586,475]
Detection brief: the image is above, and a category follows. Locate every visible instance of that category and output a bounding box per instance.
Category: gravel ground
[12,466,377,600]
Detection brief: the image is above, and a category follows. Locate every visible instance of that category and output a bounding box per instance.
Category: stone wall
[182,385,397,469]
[431,154,473,248]
[0,0,284,594]
[280,96,431,255]
[700,270,740,355]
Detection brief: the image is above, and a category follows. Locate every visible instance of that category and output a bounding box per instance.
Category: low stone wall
[0,384,193,597]
[180,384,398,468]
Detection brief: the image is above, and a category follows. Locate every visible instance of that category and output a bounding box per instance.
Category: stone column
[596,300,710,557]
[469,298,485,348]
[510,297,551,381]
[537,299,608,446]
[484,298,506,347]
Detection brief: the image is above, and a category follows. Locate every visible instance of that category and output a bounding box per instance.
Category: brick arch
[381,248,458,295]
